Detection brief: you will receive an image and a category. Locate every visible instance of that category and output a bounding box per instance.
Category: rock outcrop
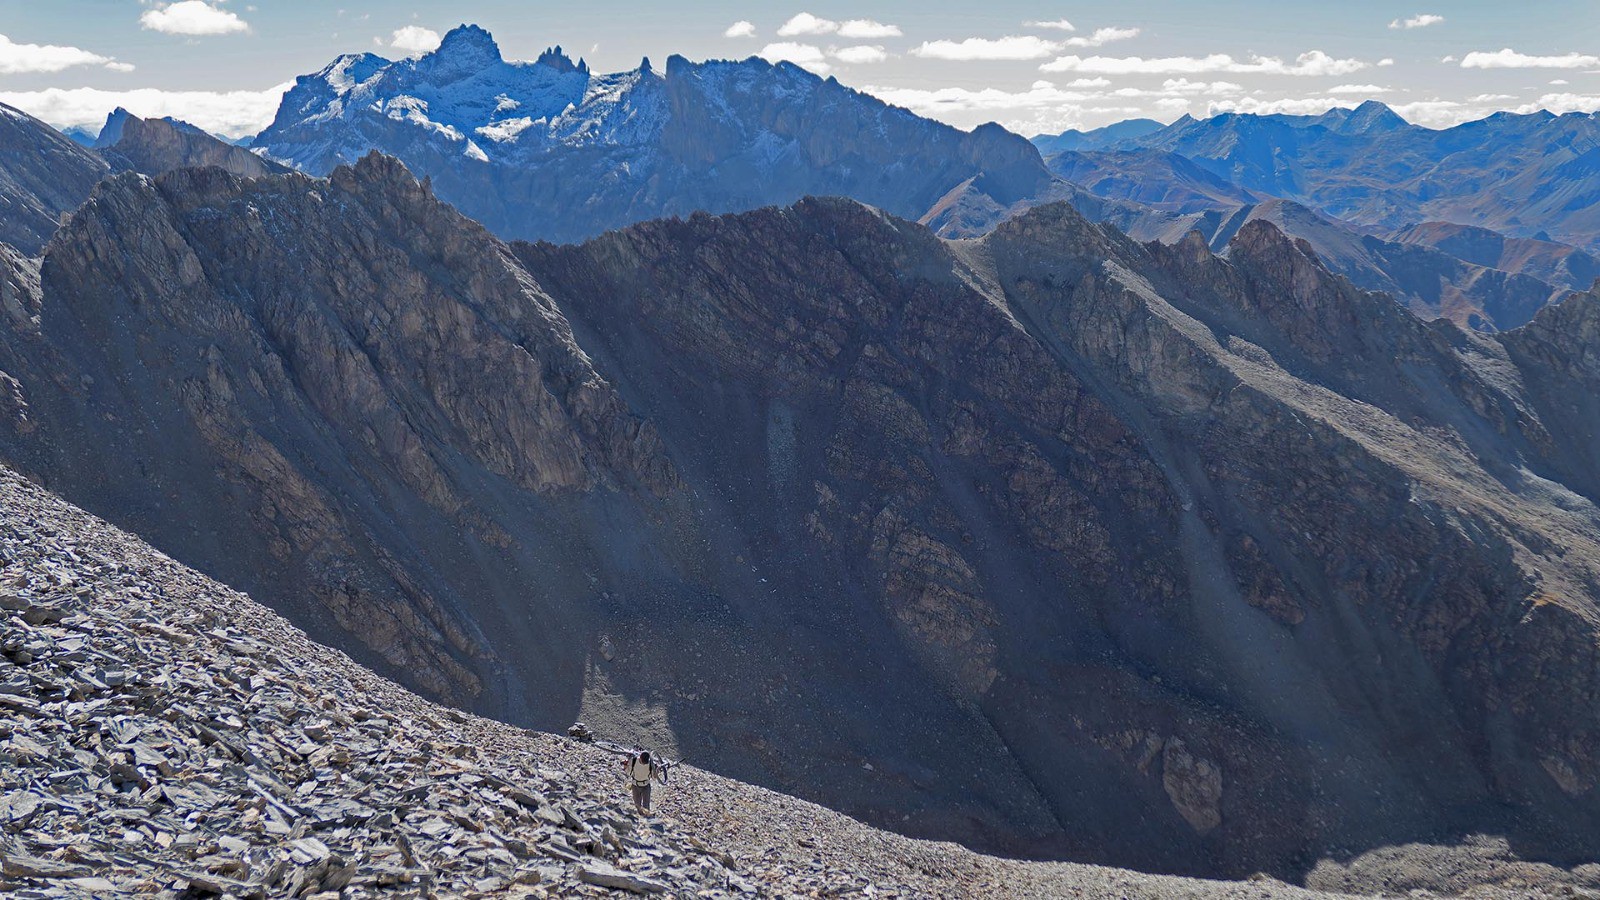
[94,109,290,180]
[0,155,679,713]
[4,156,1600,880]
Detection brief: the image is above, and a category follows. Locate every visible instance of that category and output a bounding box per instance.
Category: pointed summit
[1340,99,1408,135]
[93,107,134,148]
[429,24,502,67]
[536,45,579,73]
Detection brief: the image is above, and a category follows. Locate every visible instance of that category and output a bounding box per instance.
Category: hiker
[624,749,665,814]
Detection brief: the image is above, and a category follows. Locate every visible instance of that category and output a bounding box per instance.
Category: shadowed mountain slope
[0,103,109,255]
[0,157,1597,880]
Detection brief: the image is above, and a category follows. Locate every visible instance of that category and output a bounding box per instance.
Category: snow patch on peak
[475,117,536,143]
[320,53,389,91]
[433,24,501,64]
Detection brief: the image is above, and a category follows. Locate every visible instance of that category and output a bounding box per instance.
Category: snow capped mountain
[254,24,1052,243]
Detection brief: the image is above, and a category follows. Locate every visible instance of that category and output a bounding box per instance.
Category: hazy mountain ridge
[1388,220,1600,293]
[1030,118,1164,155]
[1087,196,1567,329]
[1043,100,1600,253]
[1044,147,1265,213]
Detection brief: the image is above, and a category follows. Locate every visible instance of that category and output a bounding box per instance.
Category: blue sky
[1,1,1597,137]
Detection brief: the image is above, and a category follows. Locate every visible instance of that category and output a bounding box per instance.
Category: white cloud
[0,33,130,74]
[906,26,1137,61]
[1377,58,1394,66]
[865,80,1097,115]
[777,13,838,37]
[838,19,901,39]
[0,83,291,139]
[1467,93,1515,103]
[1041,50,1369,76]
[1327,83,1391,94]
[911,36,1064,61]
[832,45,888,65]
[139,1,250,36]
[1211,96,1356,116]
[759,42,830,73]
[1460,49,1600,69]
[1551,79,1570,85]
[1516,92,1600,115]
[1099,78,1244,99]
[1160,78,1244,95]
[1389,14,1444,30]
[876,78,1230,118]
[724,20,756,39]
[1025,19,1076,31]
[1440,54,1458,63]
[1388,99,1468,126]
[864,75,1244,124]
[389,26,440,55]
[1064,26,1140,48]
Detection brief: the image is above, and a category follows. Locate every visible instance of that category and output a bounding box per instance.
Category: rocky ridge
[4,155,1600,879]
[94,109,290,180]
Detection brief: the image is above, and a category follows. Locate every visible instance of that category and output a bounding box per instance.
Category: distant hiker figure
[624,750,664,814]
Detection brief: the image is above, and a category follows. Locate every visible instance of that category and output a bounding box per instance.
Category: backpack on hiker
[627,754,656,787]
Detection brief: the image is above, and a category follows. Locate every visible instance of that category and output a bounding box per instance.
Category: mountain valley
[1,21,1600,897]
